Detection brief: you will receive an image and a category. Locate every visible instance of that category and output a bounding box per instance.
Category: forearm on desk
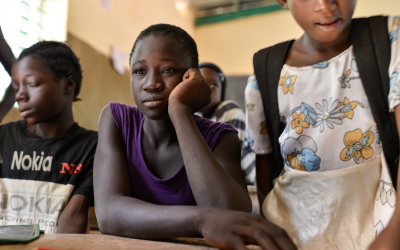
[97,196,204,239]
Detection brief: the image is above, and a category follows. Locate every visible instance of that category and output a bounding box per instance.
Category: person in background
[197,62,256,185]
[0,27,16,123]
[0,41,97,234]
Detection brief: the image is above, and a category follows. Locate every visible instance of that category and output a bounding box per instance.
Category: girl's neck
[142,117,178,148]
[28,107,75,139]
[286,27,352,67]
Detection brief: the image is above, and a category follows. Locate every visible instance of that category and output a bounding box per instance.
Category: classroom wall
[195,0,400,76]
[67,0,194,65]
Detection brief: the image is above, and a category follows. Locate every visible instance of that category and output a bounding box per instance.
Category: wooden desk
[0,234,262,250]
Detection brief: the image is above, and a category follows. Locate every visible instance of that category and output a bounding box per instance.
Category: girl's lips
[19,109,33,118]
[315,18,340,31]
[143,99,166,108]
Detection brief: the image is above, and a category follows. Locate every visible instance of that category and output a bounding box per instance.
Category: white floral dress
[246,16,400,238]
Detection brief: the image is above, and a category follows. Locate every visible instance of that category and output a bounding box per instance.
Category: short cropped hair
[199,62,227,102]
[18,41,83,101]
[129,24,199,68]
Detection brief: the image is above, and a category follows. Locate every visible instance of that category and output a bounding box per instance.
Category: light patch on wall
[173,0,190,18]
[100,0,110,10]
[111,45,127,75]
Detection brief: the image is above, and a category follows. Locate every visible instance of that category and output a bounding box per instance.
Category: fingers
[233,224,297,250]
[225,236,250,250]
[182,68,199,81]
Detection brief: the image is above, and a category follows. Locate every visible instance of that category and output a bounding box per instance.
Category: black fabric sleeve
[70,142,97,207]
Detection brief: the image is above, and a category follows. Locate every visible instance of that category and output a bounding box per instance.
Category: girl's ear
[276,0,289,9]
[63,75,76,96]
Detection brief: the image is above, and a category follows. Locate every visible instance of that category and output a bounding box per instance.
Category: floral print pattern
[315,98,344,132]
[337,97,358,119]
[340,129,375,163]
[281,135,321,172]
[390,17,400,43]
[313,61,329,69]
[338,68,360,88]
[279,71,297,95]
[260,121,268,134]
[291,112,309,134]
[389,72,400,111]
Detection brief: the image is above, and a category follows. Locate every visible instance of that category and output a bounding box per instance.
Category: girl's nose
[314,0,336,12]
[15,85,28,102]
[143,73,164,92]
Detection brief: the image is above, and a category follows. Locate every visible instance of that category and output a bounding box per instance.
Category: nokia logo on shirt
[11,151,53,172]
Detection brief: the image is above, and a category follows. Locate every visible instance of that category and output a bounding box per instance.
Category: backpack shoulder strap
[351,16,399,186]
[253,40,294,179]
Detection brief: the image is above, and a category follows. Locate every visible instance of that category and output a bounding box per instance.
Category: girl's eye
[163,68,174,74]
[134,69,146,74]
[29,83,40,87]
[210,83,218,89]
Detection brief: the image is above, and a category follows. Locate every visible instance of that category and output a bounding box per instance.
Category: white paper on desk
[111,45,127,75]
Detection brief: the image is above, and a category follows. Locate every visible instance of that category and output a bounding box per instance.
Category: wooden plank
[0,234,261,250]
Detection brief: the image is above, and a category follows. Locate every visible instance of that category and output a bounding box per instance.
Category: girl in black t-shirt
[0,41,97,233]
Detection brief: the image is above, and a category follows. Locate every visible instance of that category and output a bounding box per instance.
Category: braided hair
[18,41,83,101]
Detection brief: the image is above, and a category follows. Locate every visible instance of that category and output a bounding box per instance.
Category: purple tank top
[110,102,237,206]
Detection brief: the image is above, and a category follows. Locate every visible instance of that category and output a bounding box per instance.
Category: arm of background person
[94,105,296,250]
[256,154,276,216]
[57,194,90,233]
[0,27,16,123]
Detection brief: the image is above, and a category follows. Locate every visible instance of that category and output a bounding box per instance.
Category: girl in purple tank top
[94,24,296,250]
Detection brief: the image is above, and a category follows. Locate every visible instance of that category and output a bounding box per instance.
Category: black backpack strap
[351,16,399,187]
[253,40,294,179]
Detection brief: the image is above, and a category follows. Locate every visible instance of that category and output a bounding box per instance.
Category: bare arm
[57,194,90,233]
[0,27,16,123]
[0,27,15,75]
[256,154,275,216]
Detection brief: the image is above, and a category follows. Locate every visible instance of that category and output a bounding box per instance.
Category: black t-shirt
[0,120,97,233]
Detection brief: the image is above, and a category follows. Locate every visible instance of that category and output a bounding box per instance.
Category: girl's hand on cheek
[168,68,211,116]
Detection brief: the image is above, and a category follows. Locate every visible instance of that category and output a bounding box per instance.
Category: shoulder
[0,119,21,130]
[246,74,259,91]
[193,114,237,136]
[0,119,24,136]
[388,16,400,39]
[214,100,243,117]
[108,102,143,127]
[193,114,237,151]
[74,126,98,143]
[109,102,141,117]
